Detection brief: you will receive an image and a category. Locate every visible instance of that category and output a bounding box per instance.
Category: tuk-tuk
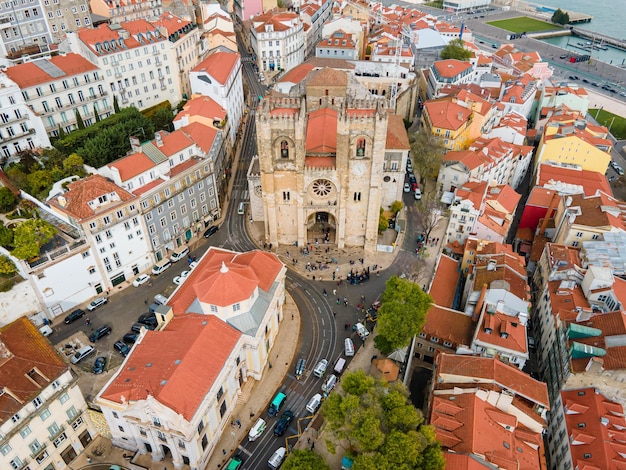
[248,418,266,441]
[295,358,306,380]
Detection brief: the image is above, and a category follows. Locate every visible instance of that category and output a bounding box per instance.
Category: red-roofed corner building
[3,53,112,138]
[426,59,475,99]
[0,318,97,470]
[251,10,305,75]
[48,174,153,291]
[96,247,286,469]
[98,127,222,261]
[65,20,184,111]
[190,51,244,147]
[430,354,549,469]
[0,73,51,160]
[316,30,359,60]
[253,68,410,250]
[421,99,473,151]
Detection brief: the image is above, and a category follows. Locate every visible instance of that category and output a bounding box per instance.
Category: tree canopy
[409,128,446,182]
[440,38,472,61]
[282,449,331,470]
[322,370,444,469]
[551,9,570,25]
[375,276,433,352]
[11,219,56,260]
[0,255,17,275]
[0,187,17,213]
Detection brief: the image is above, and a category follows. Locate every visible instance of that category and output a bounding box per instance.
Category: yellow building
[535,112,612,174]
[421,99,473,151]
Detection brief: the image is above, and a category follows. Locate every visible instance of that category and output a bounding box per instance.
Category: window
[47,422,60,437]
[20,425,32,438]
[356,138,366,156]
[280,140,289,158]
[0,443,12,456]
[233,303,240,312]
[282,191,290,201]
[11,413,21,423]
[28,439,42,454]
[353,192,361,201]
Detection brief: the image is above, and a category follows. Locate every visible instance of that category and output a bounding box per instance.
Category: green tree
[390,200,404,214]
[322,371,444,470]
[0,255,16,275]
[282,449,331,470]
[378,207,389,233]
[377,276,432,350]
[11,219,56,260]
[148,103,174,132]
[4,166,30,193]
[0,187,17,213]
[113,95,121,113]
[409,128,446,181]
[62,153,86,177]
[57,126,66,140]
[0,222,14,248]
[552,8,570,25]
[75,109,85,130]
[27,169,54,199]
[94,105,101,122]
[440,38,472,61]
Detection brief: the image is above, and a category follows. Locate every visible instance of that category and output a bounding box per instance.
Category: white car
[189,261,198,270]
[403,183,411,193]
[179,270,190,279]
[87,297,108,311]
[132,274,151,287]
[414,188,422,200]
[173,276,184,286]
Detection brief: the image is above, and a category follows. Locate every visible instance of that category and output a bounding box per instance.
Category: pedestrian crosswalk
[232,189,249,200]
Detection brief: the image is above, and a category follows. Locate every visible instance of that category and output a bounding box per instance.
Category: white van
[268,447,286,469]
[248,418,266,441]
[321,374,337,394]
[152,259,171,275]
[313,359,328,378]
[306,394,322,414]
[238,202,245,215]
[71,345,95,364]
[345,338,355,357]
[334,357,346,375]
[170,246,189,263]
[355,323,370,340]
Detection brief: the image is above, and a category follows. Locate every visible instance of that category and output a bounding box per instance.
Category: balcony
[40,107,56,115]
[48,425,65,442]
[1,128,36,145]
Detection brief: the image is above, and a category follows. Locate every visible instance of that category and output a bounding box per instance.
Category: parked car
[414,188,422,200]
[273,410,294,436]
[203,225,218,238]
[71,345,95,364]
[403,183,410,193]
[123,332,138,344]
[616,165,625,176]
[92,356,107,374]
[64,308,86,324]
[131,323,154,334]
[137,313,158,328]
[132,274,151,287]
[87,297,108,311]
[114,341,131,357]
[89,325,112,342]
[295,358,306,380]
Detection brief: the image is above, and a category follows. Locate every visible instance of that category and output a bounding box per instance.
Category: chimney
[458,111,463,121]
[130,135,141,153]
[155,132,163,147]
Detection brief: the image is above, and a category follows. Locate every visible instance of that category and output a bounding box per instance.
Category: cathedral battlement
[257,96,304,122]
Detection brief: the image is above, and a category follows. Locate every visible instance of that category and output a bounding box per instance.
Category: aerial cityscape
[0,0,625,468]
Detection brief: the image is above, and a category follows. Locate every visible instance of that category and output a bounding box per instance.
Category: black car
[131,322,155,334]
[274,410,294,436]
[114,341,131,357]
[123,332,138,344]
[582,78,589,83]
[137,313,158,328]
[64,308,86,324]
[203,225,218,238]
[89,325,112,342]
[92,356,107,374]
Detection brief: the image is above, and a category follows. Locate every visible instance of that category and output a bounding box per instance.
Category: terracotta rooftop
[49,174,135,222]
[278,63,315,84]
[192,51,240,85]
[4,53,99,88]
[432,59,473,79]
[561,387,626,469]
[108,152,155,182]
[472,252,528,301]
[430,254,460,308]
[385,113,410,150]
[173,95,227,124]
[99,314,241,421]
[424,99,472,131]
[168,247,284,315]
[153,12,191,36]
[474,307,528,355]
[306,108,338,154]
[0,318,68,425]
[537,163,612,197]
[180,122,218,154]
[423,305,474,348]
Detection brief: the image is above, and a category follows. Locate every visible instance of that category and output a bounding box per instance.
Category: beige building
[252,67,409,251]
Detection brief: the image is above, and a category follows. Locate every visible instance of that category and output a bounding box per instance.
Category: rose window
[312,179,332,197]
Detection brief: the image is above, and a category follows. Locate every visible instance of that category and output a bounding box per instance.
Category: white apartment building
[48,174,153,291]
[0,73,50,161]
[250,10,305,75]
[4,53,113,137]
[65,20,182,112]
[190,51,243,147]
[300,0,333,58]
[89,0,163,24]
[97,247,287,470]
[0,317,96,469]
[0,0,52,60]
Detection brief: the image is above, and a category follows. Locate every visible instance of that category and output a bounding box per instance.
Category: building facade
[250,10,305,74]
[0,318,96,469]
[0,0,52,60]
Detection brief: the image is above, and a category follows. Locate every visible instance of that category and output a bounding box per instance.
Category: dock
[514,2,593,24]
[572,28,626,53]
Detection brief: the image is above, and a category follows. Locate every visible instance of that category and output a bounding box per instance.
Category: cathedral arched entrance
[306,212,336,245]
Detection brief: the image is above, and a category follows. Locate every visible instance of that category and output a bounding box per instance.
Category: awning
[441,191,454,205]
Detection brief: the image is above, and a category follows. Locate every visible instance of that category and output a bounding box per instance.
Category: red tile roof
[108,152,155,181]
[537,163,612,197]
[4,53,98,88]
[306,108,338,154]
[561,387,626,469]
[180,122,218,154]
[433,59,473,79]
[174,96,227,124]
[153,130,195,157]
[430,254,460,308]
[0,318,68,424]
[278,63,315,84]
[385,113,410,150]
[192,51,240,85]
[99,314,241,421]
[49,174,135,221]
[168,247,284,314]
[424,99,472,131]
[474,307,528,355]
[423,305,474,347]
[444,452,494,469]
[153,12,191,36]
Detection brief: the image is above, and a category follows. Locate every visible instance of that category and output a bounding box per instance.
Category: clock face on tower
[254,185,262,196]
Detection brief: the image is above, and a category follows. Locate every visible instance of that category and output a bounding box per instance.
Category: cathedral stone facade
[251,67,410,251]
